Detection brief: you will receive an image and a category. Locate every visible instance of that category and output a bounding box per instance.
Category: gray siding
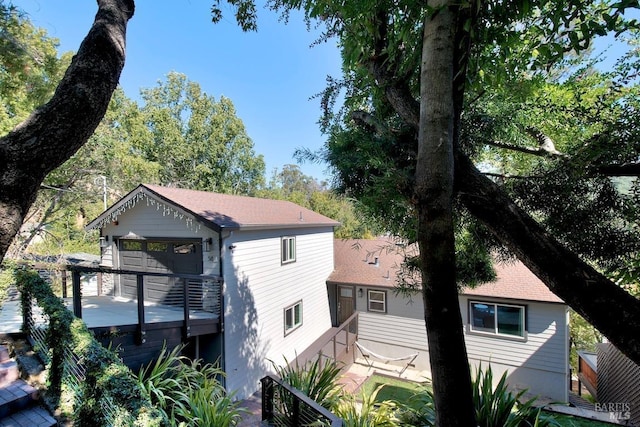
[356,288,569,401]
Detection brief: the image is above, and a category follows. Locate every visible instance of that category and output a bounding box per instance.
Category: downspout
[218,229,229,390]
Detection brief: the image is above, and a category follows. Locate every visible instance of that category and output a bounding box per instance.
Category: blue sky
[17,0,342,182]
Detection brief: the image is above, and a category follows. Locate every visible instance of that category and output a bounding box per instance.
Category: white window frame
[281,236,296,264]
[284,300,303,335]
[367,290,387,313]
[469,300,526,339]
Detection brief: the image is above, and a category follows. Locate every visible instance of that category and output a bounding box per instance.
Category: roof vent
[374,257,379,267]
[299,211,304,221]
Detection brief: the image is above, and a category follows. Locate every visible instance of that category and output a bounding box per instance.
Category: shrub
[14,266,163,426]
[396,364,560,427]
[334,386,400,427]
[270,355,343,411]
[137,343,245,427]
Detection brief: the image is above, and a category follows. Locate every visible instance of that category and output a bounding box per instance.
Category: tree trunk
[455,153,640,364]
[417,3,476,426]
[0,0,135,261]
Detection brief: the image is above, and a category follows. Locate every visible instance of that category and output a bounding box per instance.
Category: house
[327,238,570,402]
[86,184,339,399]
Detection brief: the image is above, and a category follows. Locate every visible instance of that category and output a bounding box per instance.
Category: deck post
[183,279,191,340]
[61,272,67,298]
[333,336,337,361]
[136,274,146,344]
[261,376,274,422]
[72,271,82,318]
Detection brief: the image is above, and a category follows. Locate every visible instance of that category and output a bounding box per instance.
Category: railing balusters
[261,374,342,426]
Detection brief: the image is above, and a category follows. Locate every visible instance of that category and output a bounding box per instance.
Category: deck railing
[261,374,343,426]
[64,265,223,342]
[17,267,160,424]
[320,312,359,368]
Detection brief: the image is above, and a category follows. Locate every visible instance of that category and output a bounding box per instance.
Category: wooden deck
[0,296,219,334]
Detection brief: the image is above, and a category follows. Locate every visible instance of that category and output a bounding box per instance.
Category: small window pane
[497,305,524,336]
[174,243,195,254]
[471,303,495,333]
[340,287,353,298]
[148,242,168,252]
[294,304,301,324]
[285,308,293,329]
[122,241,142,251]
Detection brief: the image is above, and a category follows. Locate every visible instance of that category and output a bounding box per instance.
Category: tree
[257,164,376,238]
[0,0,135,261]
[137,72,265,193]
[268,0,640,424]
[0,2,71,134]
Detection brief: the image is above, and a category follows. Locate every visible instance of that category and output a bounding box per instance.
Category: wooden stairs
[0,344,56,427]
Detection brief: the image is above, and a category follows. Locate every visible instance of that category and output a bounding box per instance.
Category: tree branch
[0,0,134,260]
[596,162,640,177]
[485,140,567,157]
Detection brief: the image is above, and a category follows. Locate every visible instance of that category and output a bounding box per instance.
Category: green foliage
[359,374,424,407]
[569,311,603,372]
[138,71,265,194]
[257,164,378,238]
[397,365,561,427]
[0,2,69,133]
[137,343,245,426]
[271,355,343,410]
[12,266,163,426]
[334,387,400,427]
[395,383,436,426]
[0,259,15,306]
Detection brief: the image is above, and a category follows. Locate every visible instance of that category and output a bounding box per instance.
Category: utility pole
[95,175,107,211]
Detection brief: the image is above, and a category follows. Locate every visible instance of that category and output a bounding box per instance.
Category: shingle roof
[329,238,564,304]
[87,184,340,231]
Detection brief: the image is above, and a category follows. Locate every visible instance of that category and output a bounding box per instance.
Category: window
[367,290,386,313]
[121,240,142,251]
[284,301,302,335]
[174,243,196,254]
[469,301,526,338]
[147,242,168,252]
[281,236,296,264]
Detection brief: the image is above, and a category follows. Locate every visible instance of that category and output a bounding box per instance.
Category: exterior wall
[356,288,569,401]
[101,201,220,275]
[223,227,335,399]
[355,287,432,373]
[461,296,569,402]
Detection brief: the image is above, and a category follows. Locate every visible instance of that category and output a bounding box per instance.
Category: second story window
[281,236,296,264]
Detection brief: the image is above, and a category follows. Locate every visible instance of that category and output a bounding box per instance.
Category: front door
[337,285,355,326]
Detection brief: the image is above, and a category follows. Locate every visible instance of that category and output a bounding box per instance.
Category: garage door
[118,239,203,305]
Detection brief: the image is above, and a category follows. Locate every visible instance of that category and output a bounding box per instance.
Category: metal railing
[316,312,359,368]
[63,265,223,342]
[261,375,343,427]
